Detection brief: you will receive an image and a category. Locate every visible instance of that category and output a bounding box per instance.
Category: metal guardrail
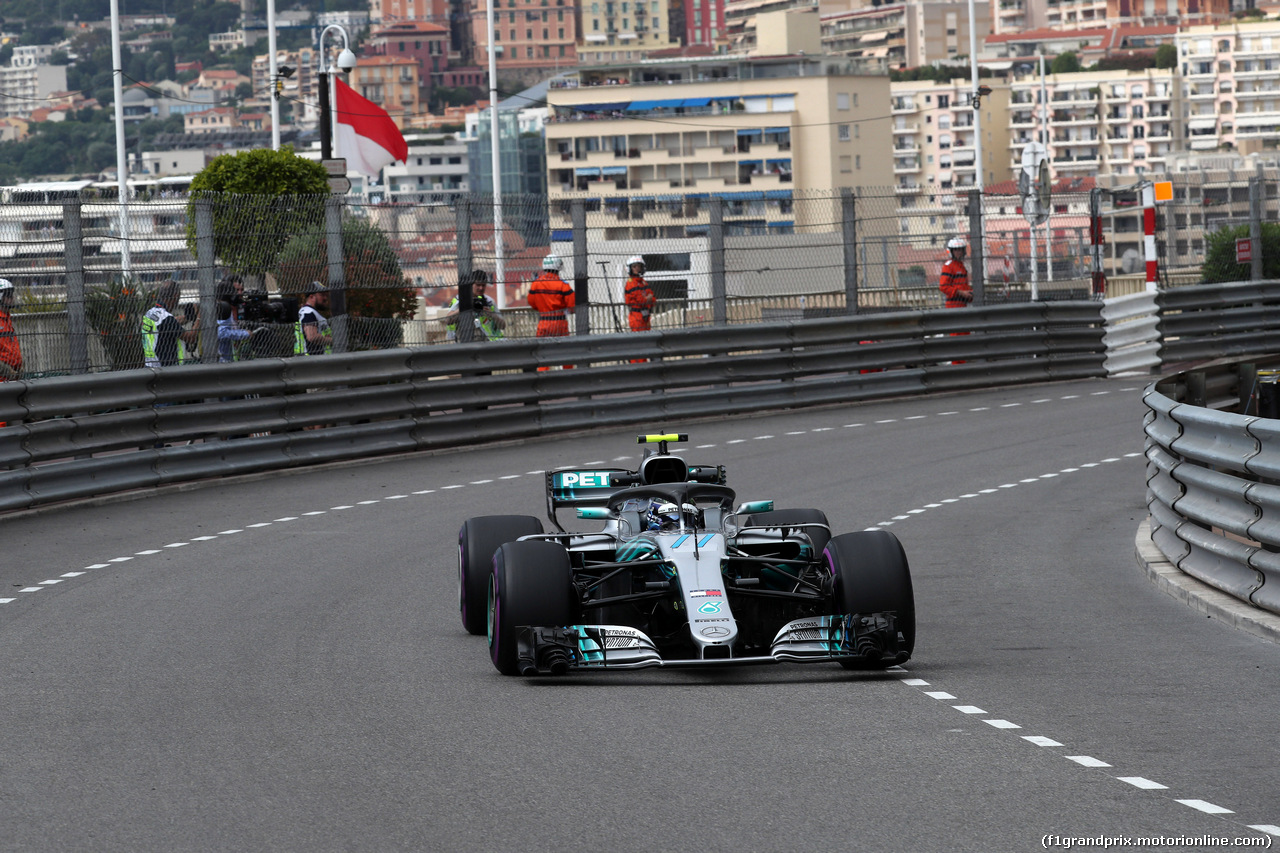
[1158,280,1280,364]
[1144,357,1280,617]
[0,302,1105,513]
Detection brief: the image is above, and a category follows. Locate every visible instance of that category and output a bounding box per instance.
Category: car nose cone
[701,626,729,638]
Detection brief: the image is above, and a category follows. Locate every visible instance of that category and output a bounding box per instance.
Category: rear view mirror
[577,507,611,519]
[736,500,774,515]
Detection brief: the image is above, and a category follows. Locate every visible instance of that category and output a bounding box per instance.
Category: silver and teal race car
[457,434,915,676]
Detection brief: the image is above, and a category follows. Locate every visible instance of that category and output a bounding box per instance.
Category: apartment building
[889,78,1012,243]
[366,20,458,94]
[0,63,66,119]
[470,0,580,71]
[822,0,991,70]
[545,51,892,241]
[575,0,678,66]
[1105,0,1228,28]
[383,134,471,200]
[350,56,422,129]
[723,0,815,51]
[370,0,451,24]
[1177,20,1280,154]
[1006,67,1180,180]
[251,47,320,125]
[684,0,726,46]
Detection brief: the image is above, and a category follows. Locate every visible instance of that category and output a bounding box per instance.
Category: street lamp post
[268,0,280,150]
[316,24,356,161]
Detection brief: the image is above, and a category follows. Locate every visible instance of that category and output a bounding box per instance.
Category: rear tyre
[488,540,575,676]
[824,530,915,668]
[744,508,831,555]
[458,515,543,635]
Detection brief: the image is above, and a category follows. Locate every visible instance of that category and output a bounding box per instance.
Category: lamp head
[336,48,357,73]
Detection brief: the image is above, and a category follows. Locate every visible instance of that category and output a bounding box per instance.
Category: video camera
[240,290,298,325]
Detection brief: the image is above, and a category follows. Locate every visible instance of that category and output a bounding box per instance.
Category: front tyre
[824,530,915,668]
[488,540,575,675]
[458,515,543,635]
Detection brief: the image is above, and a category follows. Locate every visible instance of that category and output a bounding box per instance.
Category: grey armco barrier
[1144,358,1280,617]
[0,302,1105,513]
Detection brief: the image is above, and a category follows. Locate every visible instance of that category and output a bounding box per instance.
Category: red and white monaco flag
[333,77,409,177]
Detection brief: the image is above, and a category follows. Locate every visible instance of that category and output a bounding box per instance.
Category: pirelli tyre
[744,508,831,556]
[824,530,915,669]
[488,540,575,676]
[458,515,543,635]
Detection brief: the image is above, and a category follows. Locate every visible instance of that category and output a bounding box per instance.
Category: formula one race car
[457,434,915,676]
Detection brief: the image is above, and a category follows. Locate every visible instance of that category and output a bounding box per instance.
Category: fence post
[325,195,348,354]
[62,199,88,374]
[1142,181,1158,293]
[195,199,218,363]
[1089,187,1106,297]
[1249,176,1264,282]
[709,198,726,325]
[572,198,588,336]
[841,187,858,315]
[455,198,475,343]
[967,188,985,306]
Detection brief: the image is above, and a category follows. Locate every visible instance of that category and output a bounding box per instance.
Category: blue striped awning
[627,98,685,110]
[657,194,682,202]
[682,97,711,107]
[736,128,764,137]
[765,190,793,200]
[765,159,791,167]
[601,165,628,175]
[768,220,795,228]
[739,160,764,168]
[763,126,790,135]
[574,167,600,177]
[551,229,573,241]
[718,191,764,201]
[632,196,655,201]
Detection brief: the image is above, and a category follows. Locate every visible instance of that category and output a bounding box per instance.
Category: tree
[1155,43,1177,69]
[276,217,418,350]
[1050,51,1081,74]
[185,146,329,278]
[1201,222,1280,283]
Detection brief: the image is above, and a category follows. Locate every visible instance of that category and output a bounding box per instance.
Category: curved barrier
[0,302,1105,513]
[1144,357,1280,616]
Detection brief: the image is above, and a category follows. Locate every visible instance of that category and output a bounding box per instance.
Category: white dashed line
[108,557,132,563]
[1117,777,1168,790]
[1091,391,1110,396]
[386,495,408,500]
[19,587,42,593]
[1023,736,1063,747]
[39,579,62,585]
[441,486,464,491]
[924,691,956,700]
[1039,473,1058,479]
[938,411,959,416]
[331,504,355,509]
[785,431,806,436]
[218,529,243,535]
[812,427,833,432]
[842,423,863,428]
[246,523,272,529]
[696,444,716,448]
[1061,395,1079,399]
[727,439,745,444]
[469,480,493,485]
[85,564,109,569]
[1001,403,1021,408]
[970,407,989,412]
[905,416,926,421]
[135,550,161,555]
[357,501,380,505]
[60,572,84,578]
[1020,478,1039,484]
[753,435,773,440]
[1176,799,1233,815]
[984,720,1022,730]
[191,536,218,541]
[1248,826,1280,836]
[303,511,327,516]
[953,706,987,715]
[876,419,897,424]
[1066,756,1111,768]
[900,678,930,687]
[0,598,12,604]
[165,542,190,547]
[411,490,435,495]
[500,475,522,480]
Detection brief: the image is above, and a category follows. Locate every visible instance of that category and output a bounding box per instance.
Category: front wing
[514,614,907,675]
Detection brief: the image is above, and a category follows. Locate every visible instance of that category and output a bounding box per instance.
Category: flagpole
[109,0,130,277]
[268,0,280,150]
[487,0,506,310]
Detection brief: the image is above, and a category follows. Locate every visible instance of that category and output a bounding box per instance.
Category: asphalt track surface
[2,376,1278,852]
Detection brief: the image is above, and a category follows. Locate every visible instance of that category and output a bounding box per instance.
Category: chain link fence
[1,178,1274,378]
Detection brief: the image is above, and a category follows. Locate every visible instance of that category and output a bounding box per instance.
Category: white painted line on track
[135,550,161,555]
[386,495,408,500]
[191,536,218,541]
[0,598,12,604]
[1023,736,1063,747]
[1117,777,1168,790]
[85,564,109,569]
[786,431,806,435]
[813,427,833,432]
[60,572,84,578]
[1066,756,1111,768]
[108,557,132,563]
[500,475,522,479]
[273,518,298,522]
[1248,826,1280,836]
[357,501,380,505]
[953,706,987,714]
[39,579,62,585]
[984,720,1021,729]
[411,490,435,495]
[727,439,745,444]
[303,512,327,516]
[19,587,42,593]
[165,542,190,547]
[900,678,930,686]
[1176,799,1233,815]
[218,529,243,535]
[923,691,956,700]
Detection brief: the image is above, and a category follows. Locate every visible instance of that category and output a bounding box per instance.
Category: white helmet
[542,254,563,272]
[626,255,645,270]
[946,237,967,251]
[0,279,12,293]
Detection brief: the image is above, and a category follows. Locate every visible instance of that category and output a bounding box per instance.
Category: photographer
[443,269,505,342]
[215,274,251,363]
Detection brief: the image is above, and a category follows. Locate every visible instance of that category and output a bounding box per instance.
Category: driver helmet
[646,499,700,532]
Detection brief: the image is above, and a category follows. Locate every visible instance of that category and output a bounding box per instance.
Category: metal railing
[0,302,1105,513]
[1145,356,1280,617]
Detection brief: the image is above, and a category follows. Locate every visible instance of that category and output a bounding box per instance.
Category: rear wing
[545,464,727,530]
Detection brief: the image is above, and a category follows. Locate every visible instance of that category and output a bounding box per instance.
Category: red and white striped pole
[1142,182,1158,292]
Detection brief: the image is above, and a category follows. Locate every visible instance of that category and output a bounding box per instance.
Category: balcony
[892,100,917,113]
[895,183,921,193]
[892,122,920,134]
[1186,89,1218,101]
[893,142,921,155]
[893,159,921,174]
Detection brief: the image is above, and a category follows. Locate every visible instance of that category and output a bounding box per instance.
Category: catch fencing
[1,176,1275,379]
[0,302,1105,513]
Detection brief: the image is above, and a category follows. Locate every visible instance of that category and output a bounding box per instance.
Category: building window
[837,92,849,110]
[839,155,852,172]
[838,124,850,141]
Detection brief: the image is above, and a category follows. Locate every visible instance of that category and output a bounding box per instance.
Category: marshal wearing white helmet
[940,236,972,308]
[529,254,575,342]
[0,278,23,382]
[624,255,655,332]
